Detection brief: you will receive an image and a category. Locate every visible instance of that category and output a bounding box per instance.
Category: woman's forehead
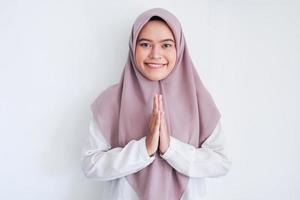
[137,20,175,41]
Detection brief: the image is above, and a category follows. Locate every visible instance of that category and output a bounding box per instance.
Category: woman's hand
[146,94,161,156]
[158,95,170,154]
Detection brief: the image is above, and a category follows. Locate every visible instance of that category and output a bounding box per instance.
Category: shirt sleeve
[80,117,155,181]
[159,119,232,178]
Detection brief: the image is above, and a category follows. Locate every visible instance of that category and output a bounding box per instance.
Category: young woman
[81,7,231,200]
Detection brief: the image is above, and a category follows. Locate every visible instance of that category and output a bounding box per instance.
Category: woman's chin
[144,72,166,81]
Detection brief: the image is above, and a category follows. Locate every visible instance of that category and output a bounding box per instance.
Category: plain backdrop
[0,0,299,199]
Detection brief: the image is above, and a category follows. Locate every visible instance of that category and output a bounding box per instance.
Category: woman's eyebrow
[137,38,175,43]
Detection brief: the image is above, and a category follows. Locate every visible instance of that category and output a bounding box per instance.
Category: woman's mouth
[145,63,166,69]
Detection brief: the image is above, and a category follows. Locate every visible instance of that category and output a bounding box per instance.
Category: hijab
[91,7,221,200]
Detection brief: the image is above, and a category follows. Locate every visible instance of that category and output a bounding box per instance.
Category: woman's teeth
[146,63,165,69]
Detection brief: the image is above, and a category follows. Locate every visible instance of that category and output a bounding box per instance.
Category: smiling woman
[135,16,177,81]
[81,7,231,200]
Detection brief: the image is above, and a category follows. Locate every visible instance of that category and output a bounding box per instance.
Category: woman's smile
[145,62,167,69]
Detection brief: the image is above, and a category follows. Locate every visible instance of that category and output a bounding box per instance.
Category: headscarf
[91,7,221,200]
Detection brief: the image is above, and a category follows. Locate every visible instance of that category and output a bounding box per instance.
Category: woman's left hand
[158,94,170,154]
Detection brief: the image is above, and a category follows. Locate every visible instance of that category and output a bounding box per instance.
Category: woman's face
[135,20,176,81]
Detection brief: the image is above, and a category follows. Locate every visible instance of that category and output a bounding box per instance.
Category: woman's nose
[149,45,162,59]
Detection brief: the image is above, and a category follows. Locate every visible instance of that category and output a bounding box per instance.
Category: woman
[81,7,231,200]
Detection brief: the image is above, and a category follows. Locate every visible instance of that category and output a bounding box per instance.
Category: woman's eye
[163,44,172,48]
[140,43,151,48]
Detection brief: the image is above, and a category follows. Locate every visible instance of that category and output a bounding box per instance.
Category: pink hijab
[91,7,221,200]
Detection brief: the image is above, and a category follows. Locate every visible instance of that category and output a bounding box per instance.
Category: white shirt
[80,117,231,200]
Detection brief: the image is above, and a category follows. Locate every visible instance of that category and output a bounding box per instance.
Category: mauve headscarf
[90,7,221,200]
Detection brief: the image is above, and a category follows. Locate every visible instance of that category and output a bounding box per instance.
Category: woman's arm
[80,117,155,181]
[160,119,231,178]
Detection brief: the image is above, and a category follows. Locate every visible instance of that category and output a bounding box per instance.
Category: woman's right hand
[146,94,161,156]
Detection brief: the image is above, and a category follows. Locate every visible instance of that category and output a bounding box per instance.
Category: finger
[155,94,159,112]
[159,94,163,112]
[160,111,164,125]
[152,94,157,112]
[155,111,161,132]
[149,112,156,131]
[161,112,168,132]
[158,94,161,111]
[153,94,159,112]
[149,106,158,128]
[149,112,154,128]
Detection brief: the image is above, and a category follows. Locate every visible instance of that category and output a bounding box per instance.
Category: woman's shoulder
[90,83,120,110]
[96,83,119,99]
